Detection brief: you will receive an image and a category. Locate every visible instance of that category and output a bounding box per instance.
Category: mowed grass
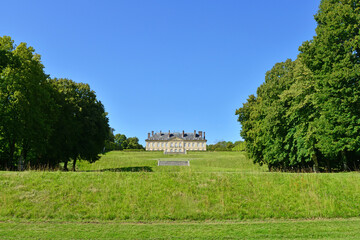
[76,151,266,172]
[2,218,360,239]
[1,151,360,222]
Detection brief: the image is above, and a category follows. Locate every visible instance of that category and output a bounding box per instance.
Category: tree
[236,60,297,170]
[104,128,117,151]
[299,0,360,170]
[0,37,111,171]
[114,134,127,150]
[207,141,235,151]
[46,78,110,171]
[125,137,144,150]
[236,0,360,172]
[0,36,54,169]
[232,141,246,151]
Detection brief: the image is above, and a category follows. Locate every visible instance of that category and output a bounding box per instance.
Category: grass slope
[1,151,360,222]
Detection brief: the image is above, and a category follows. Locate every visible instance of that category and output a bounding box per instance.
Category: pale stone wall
[146,140,207,152]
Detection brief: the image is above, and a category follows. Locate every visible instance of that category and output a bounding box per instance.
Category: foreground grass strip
[1,152,360,222]
[1,218,360,239]
[1,170,360,221]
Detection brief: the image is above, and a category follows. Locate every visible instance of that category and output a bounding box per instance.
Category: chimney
[194,130,196,137]
[199,131,202,138]
[203,132,206,139]
[168,130,170,137]
[160,130,162,135]
[152,131,154,136]
[182,130,184,137]
[148,132,150,139]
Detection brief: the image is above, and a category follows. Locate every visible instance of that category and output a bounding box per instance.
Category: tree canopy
[0,36,110,171]
[207,141,245,151]
[105,133,144,151]
[236,0,360,172]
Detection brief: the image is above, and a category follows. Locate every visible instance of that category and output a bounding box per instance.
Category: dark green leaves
[0,36,110,170]
[236,0,360,172]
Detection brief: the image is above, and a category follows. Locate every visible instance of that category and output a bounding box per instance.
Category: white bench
[158,161,190,166]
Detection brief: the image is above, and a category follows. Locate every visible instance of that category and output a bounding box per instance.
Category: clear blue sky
[2,0,321,145]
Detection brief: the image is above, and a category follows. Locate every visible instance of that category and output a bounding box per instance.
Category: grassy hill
[1,151,360,239]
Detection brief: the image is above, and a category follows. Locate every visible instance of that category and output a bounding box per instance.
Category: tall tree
[299,0,360,170]
[46,78,110,171]
[0,36,54,169]
[237,0,360,171]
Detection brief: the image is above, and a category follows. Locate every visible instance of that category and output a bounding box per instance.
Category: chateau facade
[146,130,207,153]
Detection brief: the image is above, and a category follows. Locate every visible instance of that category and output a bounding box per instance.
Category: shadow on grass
[84,166,153,172]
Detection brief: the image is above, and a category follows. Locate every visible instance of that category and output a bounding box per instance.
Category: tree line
[207,141,245,151]
[105,131,144,151]
[236,0,360,172]
[0,36,110,171]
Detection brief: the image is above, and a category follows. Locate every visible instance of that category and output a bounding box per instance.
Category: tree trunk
[342,151,348,171]
[21,144,28,170]
[72,158,77,171]
[312,153,319,173]
[7,139,16,170]
[63,160,68,171]
[326,158,331,173]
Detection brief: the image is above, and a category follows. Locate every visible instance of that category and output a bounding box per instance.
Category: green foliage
[236,0,360,171]
[114,134,127,149]
[0,36,55,169]
[105,133,144,151]
[0,36,109,170]
[207,141,236,151]
[232,141,246,151]
[124,137,144,150]
[207,141,245,152]
[45,78,110,170]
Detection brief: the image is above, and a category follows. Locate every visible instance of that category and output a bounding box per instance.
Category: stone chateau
[146,130,207,153]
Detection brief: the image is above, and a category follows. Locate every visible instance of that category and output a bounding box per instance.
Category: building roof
[146,132,206,141]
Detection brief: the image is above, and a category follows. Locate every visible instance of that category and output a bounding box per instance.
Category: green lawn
[2,218,360,239]
[76,151,266,172]
[1,151,360,239]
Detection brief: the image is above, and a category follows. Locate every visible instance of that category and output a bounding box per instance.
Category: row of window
[151,149,203,152]
[147,142,205,148]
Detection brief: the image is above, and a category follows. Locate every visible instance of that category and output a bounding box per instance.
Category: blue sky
[2,0,320,145]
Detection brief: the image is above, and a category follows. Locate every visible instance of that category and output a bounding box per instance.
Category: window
[192,143,195,147]
[175,143,178,147]
[171,143,173,147]
[162,143,164,147]
[179,143,182,148]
